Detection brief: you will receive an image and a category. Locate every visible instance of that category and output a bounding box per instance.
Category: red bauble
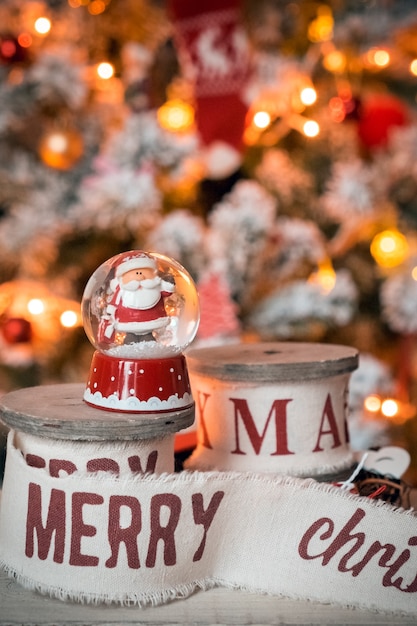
[2,318,32,344]
[0,34,28,65]
[357,94,409,150]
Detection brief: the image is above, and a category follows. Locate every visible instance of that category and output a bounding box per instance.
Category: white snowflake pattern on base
[83,387,193,412]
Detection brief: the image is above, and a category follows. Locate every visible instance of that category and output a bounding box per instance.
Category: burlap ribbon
[1,430,416,616]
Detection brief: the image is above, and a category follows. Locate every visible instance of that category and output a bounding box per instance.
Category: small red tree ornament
[197,271,240,341]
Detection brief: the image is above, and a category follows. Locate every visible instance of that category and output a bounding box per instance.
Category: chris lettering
[25,483,225,568]
[299,507,417,592]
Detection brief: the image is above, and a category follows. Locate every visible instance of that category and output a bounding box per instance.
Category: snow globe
[82,250,200,412]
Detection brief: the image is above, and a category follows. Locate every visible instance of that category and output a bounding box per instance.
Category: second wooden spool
[185,342,359,477]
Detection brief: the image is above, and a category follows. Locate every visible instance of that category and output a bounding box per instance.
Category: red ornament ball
[0,34,28,64]
[357,94,409,150]
[2,318,32,344]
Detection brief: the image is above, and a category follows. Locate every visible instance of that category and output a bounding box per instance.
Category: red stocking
[168,0,252,154]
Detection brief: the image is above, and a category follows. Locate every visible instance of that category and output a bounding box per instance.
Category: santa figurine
[82,250,200,413]
[98,252,175,346]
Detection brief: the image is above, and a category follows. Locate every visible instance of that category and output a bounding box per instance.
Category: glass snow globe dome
[82,250,200,359]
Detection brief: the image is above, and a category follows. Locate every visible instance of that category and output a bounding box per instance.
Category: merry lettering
[24,451,159,477]
[25,483,225,568]
[299,507,417,593]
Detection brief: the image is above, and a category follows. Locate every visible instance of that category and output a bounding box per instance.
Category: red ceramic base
[84,351,193,413]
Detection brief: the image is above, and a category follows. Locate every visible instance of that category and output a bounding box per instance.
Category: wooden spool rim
[0,383,194,441]
[186,342,359,382]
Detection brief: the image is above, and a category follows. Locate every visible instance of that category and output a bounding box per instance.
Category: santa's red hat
[115,252,157,277]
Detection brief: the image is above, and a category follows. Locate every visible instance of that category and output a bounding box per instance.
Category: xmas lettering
[196,391,347,455]
[25,482,225,568]
[298,507,417,593]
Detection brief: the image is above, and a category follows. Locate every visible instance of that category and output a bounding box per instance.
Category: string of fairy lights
[1,2,417,426]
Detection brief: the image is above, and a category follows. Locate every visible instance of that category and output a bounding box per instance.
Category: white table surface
[1,566,417,626]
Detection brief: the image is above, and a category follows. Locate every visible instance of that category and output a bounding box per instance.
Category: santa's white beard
[119,276,162,309]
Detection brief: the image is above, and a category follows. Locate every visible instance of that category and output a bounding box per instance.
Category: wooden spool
[186,342,359,477]
[0,383,195,477]
[186,342,358,382]
[0,383,194,441]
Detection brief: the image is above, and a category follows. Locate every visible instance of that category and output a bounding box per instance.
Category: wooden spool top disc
[186,342,359,382]
[0,383,194,441]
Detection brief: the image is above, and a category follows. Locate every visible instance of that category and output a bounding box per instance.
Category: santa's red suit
[99,276,175,343]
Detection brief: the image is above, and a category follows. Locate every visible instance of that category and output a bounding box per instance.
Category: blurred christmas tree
[1,0,417,481]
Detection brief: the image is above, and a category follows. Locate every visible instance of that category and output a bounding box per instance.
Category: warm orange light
[303,119,320,137]
[367,47,390,68]
[300,87,317,106]
[364,394,382,413]
[377,49,390,67]
[34,17,51,35]
[97,62,114,79]
[308,6,334,43]
[410,59,417,76]
[370,229,409,268]
[17,33,32,48]
[364,394,416,423]
[0,281,82,357]
[308,259,336,293]
[157,99,195,133]
[39,129,84,171]
[60,310,79,328]
[253,111,271,129]
[46,132,68,154]
[323,50,346,73]
[27,299,45,315]
[381,398,399,418]
[375,50,390,67]
[88,0,106,15]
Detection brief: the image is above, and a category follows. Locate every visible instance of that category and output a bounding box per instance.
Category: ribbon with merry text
[0,431,416,616]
